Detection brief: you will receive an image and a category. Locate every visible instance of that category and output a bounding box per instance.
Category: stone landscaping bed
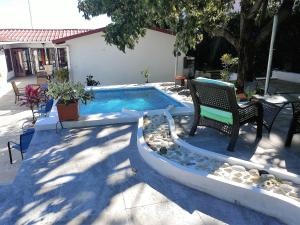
[143,114,300,202]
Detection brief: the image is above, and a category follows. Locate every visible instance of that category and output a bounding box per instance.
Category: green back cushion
[195,78,234,124]
[200,105,233,125]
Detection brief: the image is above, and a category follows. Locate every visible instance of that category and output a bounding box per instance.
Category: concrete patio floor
[0,124,285,225]
[174,107,300,175]
[0,75,36,185]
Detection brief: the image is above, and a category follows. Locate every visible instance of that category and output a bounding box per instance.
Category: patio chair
[33,98,53,119]
[37,71,49,85]
[11,81,25,104]
[285,103,300,147]
[187,77,263,151]
[7,126,35,164]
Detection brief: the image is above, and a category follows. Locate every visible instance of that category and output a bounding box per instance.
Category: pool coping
[35,83,193,130]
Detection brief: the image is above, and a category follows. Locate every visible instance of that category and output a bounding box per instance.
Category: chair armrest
[8,141,20,150]
[238,101,263,123]
[238,101,261,110]
[8,141,19,146]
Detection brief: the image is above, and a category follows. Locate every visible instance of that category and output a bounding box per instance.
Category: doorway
[12,48,32,76]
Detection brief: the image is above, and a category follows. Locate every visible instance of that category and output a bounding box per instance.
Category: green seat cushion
[200,105,233,125]
[196,77,235,88]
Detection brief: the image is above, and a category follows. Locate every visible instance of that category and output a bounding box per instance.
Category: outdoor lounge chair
[33,98,53,119]
[285,103,300,147]
[187,77,263,151]
[7,127,35,164]
[11,81,25,104]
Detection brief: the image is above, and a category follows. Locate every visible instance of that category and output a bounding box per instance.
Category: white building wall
[0,50,15,87]
[66,29,184,85]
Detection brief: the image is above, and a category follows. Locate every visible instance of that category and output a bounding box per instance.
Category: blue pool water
[80,87,183,115]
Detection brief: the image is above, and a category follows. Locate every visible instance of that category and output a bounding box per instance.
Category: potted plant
[47,81,94,121]
[220,53,238,82]
[54,68,69,83]
[20,85,41,120]
[86,75,100,86]
[141,68,150,83]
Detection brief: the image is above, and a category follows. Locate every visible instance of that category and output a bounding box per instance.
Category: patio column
[28,47,35,75]
[66,46,72,82]
[54,47,59,70]
[174,49,179,84]
[264,15,278,95]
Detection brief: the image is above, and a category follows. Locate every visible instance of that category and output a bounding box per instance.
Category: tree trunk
[237,11,256,90]
[237,40,256,89]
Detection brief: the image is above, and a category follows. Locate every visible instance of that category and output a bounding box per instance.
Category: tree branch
[257,0,268,26]
[255,0,295,47]
[247,0,266,19]
[211,28,239,50]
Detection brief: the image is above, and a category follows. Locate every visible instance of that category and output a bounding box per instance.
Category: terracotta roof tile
[0,29,91,43]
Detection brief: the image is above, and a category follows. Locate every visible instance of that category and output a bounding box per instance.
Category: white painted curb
[137,112,300,225]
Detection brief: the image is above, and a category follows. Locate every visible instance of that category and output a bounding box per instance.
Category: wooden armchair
[188,78,263,151]
[11,81,25,104]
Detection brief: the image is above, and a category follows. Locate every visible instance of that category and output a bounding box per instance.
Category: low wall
[272,70,300,83]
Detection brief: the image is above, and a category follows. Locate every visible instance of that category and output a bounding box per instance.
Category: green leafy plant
[54,68,69,83]
[244,87,257,100]
[86,75,100,86]
[20,85,41,116]
[141,68,150,83]
[47,81,94,105]
[220,53,238,82]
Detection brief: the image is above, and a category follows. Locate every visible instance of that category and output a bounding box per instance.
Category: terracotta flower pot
[57,101,79,121]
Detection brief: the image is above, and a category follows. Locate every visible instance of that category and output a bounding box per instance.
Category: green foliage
[47,81,94,105]
[141,68,150,83]
[55,68,69,83]
[86,75,100,86]
[78,0,299,85]
[77,0,293,53]
[78,0,234,53]
[220,53,238,81]
[244,87,257,100]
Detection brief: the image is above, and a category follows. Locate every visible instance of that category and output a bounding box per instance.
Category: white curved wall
[66,29,184,85]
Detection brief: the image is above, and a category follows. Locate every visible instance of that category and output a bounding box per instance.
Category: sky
[0,0,111,29]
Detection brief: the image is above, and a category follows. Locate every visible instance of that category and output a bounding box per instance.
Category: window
[58,48,68,68]
[4,49,13,72]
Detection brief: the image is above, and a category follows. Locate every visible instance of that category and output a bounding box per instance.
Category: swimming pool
[80,87,184,115]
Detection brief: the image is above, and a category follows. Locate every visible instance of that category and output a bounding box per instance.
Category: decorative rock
[223,163,230,168]
[243,175,250,179]
[232,177,243,183]
[224,167,233,173]
[288,192,300,199]
[232,165,246,172]
[250,176,260,183]
[279,184,293,193]
[233,172,243,178]
[143,114,300,202]
[249,169,259,176]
